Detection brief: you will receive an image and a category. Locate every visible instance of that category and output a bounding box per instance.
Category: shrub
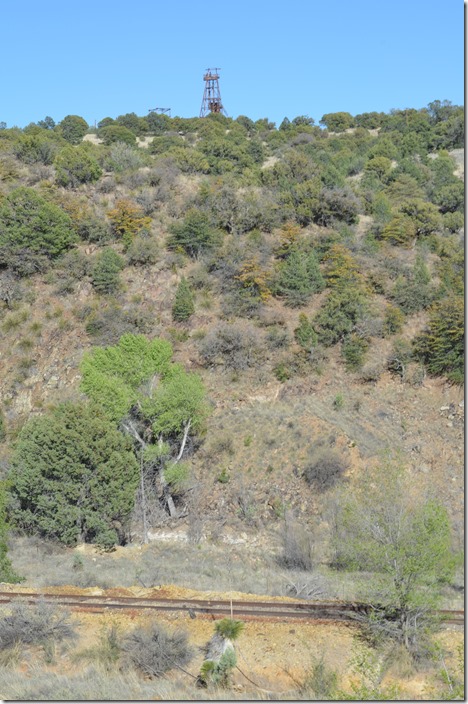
[126,235,159,267]
[91,248,125,294]
[281,514,314,570]
[199,323,262,370]
[303,450,348,492]
[8,402,139,548]
[383,304,405,336]
[59,115,88,144]
[55,146,102,187]
[167,209,221,258]
[99,125,137,146]
[106,143,144,172]
[275,248,325,306]
[0,187,75,266]
[122,622,193,678]
[414,295,464,383]
[214,619,244,640]
[0,600,76,649]
[294,313,318,350]
[341,333,369,370]
[172,277,195,322]
[84,303,153,346]
[107,199,151,249]
[314,289,368,346]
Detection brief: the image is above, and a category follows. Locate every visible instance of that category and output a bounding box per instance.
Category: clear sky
[2,0,464,128]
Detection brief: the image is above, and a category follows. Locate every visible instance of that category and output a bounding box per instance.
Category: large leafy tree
[81,334,209,521]
[8,403,139,548]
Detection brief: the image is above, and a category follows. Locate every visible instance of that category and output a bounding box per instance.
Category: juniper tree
[172,277,195,322]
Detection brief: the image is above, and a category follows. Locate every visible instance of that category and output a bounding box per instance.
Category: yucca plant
[214,618,244,641]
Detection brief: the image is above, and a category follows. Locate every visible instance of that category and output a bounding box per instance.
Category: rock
[419,464,431,474]
[459,400,464,409]
[446,422,453,427]
[440,406,450,411]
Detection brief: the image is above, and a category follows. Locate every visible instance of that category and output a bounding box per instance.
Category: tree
[91,247,125,294]
[107,199,151,249]
[172,277,195,322]
[380,214,417,246]
[54,146,102,187]
[320,112,354,132]
[331,459,457,654]
[37,116,55,130]
[59,115,88,144]
[0,187,75,264]
[81,335,208,519]
[99,125,137,146]
[314,289,368,346]
[8,403,139,548]
[0,482,23,583]
[167,208,221,257]
[275,248,325,307]
[414,295,464,384]
[81,334,173,422]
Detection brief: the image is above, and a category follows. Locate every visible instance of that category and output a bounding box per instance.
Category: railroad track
[0,591,463,626]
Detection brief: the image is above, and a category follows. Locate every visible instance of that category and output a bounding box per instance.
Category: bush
[8,402,139,548]
[107,199,151,249]
[126,235,159,267]
[99,125,137,146]
[91,248,125,294]
[55,146,102,187]
[172,277,195,322]
[274,248,325,307]
[167,209,221,258]
[199,323,262,371]
[281,514,314,570]
[303,450,348,492]
[294,313,318,350]
[0,187,75,266]
[122,622,193,678]
[84,303,153,345]
[414,295,464,383]
[59,115,88,144]
[0,600,76,649]
[341,333,369,370]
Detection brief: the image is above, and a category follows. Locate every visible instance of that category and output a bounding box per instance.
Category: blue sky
[2,0,463,128]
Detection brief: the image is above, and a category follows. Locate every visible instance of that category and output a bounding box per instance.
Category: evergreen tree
[0,482,23,583]
[8,403,139,548]
[91,247,124,294]
[172,277,195,321]
[275,248,325,306]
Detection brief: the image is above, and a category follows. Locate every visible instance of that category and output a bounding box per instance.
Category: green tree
[275,248,325,306]
[91,247,125,294]
[54,146,102,187]
[380,214,417,246]
[59,115,89,144]
[0,187,75,264]
[392,256,433,314]
[331,459,457,653]
[320,112,354,131]
[8,403,139,548]
[172,277,195,321]
[294,313,318,350]
[0,482,23,583]
[167,208,221,257]
[314,289,368,346]
[99,125,137,146]
[414,295,464,384]
[80,333,173,422]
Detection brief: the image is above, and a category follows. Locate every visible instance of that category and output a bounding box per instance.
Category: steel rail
[0,591,463,625]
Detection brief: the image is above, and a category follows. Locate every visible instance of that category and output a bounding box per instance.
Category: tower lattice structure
[199,68,227,117]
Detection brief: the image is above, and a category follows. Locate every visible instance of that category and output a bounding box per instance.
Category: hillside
[0,104,464,699]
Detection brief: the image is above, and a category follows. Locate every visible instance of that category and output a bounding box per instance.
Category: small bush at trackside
[0,600,76,650]
[122,622,193,678]
[280,513,315,570]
